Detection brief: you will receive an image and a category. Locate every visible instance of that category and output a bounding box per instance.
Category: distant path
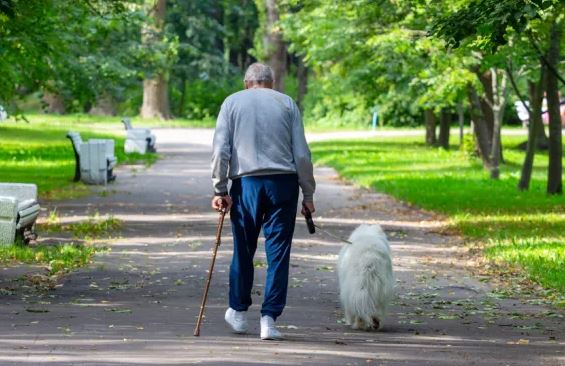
[0,128,562,365]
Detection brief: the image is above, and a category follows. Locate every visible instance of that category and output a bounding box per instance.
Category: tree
[545,19,562,194]
[166,0,258,119]
[438,109,451,150]
[432,0,564,189]
[517,64,545,191]
[0,0,129,114]
[140,0,173,119]
[252,0,287,91]
[432,0,564,182]
[296,55,308,112]
[281,1,472,129]
[424,110,437,145]
[264,0,287,91]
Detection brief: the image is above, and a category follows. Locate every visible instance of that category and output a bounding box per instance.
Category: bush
[172,76,242,120]
[461,133,478,159]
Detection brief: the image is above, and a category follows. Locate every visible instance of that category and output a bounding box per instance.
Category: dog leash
[302,204,352,244]
[314,223,352,244]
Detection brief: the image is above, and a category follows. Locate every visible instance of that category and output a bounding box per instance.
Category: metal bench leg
[146,137,156,153]
[106,160,116,182]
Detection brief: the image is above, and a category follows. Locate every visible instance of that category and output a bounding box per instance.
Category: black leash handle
[302,204,316,234]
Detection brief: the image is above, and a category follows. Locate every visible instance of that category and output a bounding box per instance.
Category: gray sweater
[211,88,315,202]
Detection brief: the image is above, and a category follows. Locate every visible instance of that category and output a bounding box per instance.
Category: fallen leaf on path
[26,308,49,313]
[409,320,426,325]
[507,339,530,345]
[105,308,132,314]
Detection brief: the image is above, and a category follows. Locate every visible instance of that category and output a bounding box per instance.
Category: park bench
[0,183,40,244]
[66,131,117,185]
[514,101,530,127]
[121,118,157,154]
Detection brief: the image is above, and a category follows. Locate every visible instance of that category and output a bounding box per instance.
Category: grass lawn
[310,136,565,305]
[0,117,158,199]
[11,113,216,129]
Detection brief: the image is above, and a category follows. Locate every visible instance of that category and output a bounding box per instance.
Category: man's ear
[244,81,250,89]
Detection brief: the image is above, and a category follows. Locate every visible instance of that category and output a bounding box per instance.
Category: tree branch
[505,62,532,117]
[528,31,565,86]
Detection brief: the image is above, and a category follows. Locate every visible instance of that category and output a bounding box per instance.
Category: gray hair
[244,63,274,83]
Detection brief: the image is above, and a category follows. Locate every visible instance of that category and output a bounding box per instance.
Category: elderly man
[211,63,316,340]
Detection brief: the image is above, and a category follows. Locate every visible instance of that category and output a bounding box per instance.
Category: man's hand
[211,195,233,212]
[301,201,315,216]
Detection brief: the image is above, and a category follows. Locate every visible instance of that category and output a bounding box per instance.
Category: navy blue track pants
[228,174,299,320]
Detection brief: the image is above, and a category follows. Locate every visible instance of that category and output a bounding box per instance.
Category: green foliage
[0,0,134,113]
[55,5,149,112]
[431,0,563,50]
[461,133,478,158]
[310,136,565,299]
[167,0,258,118]
[280,0,472,127]
[176,77,241,119]
[1,0,258,118]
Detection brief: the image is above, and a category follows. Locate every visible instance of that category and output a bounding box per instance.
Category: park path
[0,128,563,365]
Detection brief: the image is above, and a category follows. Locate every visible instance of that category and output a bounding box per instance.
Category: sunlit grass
[311,135,565,301]
[485,239,564,293]
[39,211,123,241]
[11,113,216,129]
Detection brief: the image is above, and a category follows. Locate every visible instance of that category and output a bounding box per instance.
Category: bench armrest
[0,183,37,202]
[0,196,18,220]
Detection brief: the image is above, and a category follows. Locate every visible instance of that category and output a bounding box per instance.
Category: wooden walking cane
[193,205,227,337]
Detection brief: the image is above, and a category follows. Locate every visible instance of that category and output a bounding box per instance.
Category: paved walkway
[0,129,563,365]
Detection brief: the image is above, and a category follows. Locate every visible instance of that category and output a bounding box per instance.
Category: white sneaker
[260,315,283,340]
[224,308,248,334]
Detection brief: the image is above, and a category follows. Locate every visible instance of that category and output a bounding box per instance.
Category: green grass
[12,113,216,129]
[311,136,565,303]
[0,117,158,199]
[0,242,98,275]
[39,211,123,241]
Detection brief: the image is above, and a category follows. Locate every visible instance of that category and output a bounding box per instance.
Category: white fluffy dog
[337,224,394,330]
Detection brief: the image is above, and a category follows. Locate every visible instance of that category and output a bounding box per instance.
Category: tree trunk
[264,0,287,92]
[141,75,171,119]
[478,70,495,137]
[468,86,493,169]
[457,103,465,147]
[424,109,437,146]
[534,116,549,149]
[474,67,507,176]
[489,69,508,179]
[42,91,66,114]
[518,70,545,191]
[438,109,451,149]
[297,57,308,113]
[89,93,116,116]
[546,21,562,195]
[140,0,171,120]
[223,1,230,75]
